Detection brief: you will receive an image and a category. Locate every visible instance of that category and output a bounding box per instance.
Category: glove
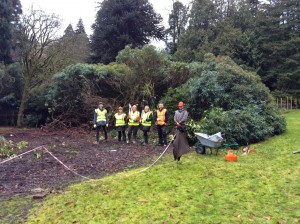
[93,124,96,128]
[106,124,108,127]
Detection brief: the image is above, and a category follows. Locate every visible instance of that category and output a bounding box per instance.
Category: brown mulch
[0,128,166,196]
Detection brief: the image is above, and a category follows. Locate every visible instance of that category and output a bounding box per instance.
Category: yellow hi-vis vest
[114,113,126,126]
[128,111,140,126]
[156,108,167,125]
[95,108,107,122]
[141,111,152,126]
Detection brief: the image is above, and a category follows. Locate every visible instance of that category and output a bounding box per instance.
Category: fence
[275,97,300,110]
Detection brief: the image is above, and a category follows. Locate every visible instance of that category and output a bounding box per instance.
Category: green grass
[27,110,300,224]
[0,195,34,224]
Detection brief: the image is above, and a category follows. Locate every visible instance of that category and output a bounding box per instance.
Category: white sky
[20,0,191,48]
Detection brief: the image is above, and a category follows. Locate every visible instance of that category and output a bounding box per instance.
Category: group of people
[93,102,187,142]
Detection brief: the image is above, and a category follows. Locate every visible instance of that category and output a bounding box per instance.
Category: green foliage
[174,0,299,97]
[90,0,164,64]
[27,111,300,224]
[256,0,300,97]
[116,45,170,105]
[163,54,286,144]
[0,63,23,125]
[0,137,28,158]
[165,1,189,54]
[0,0,22,64]
[46,63,130,124]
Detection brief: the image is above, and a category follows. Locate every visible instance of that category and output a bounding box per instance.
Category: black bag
[195,145,206,154]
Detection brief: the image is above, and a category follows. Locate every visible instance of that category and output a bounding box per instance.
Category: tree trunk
[17,77,30,127]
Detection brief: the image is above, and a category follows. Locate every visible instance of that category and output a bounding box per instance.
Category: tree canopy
[0,0,22,64]
[90,0,164,64]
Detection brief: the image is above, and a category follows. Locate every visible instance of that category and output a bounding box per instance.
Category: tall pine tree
[165,1,189,54]
[257,0,300,96]
[90,0,164,64]
[0,0,22,64]
[75,18,85,34]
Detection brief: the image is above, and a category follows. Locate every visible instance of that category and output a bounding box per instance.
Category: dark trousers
[128,126,139,141]
[118,131,126,142]
[116,126,126,142]
[142,126,150,144]
[157,125,167,145]
[96,125,107,142]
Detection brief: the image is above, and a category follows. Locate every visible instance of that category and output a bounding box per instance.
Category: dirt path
[0,128,166,196]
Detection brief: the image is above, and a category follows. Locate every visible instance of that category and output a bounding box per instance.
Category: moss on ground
[0,195,34,224]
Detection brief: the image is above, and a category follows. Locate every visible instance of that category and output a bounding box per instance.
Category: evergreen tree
[0,0,22,64]
[165,1,189,54]
[90,0,164,64]
[75,18,86,34]
[257,0,300,96]
[64,24,75,36]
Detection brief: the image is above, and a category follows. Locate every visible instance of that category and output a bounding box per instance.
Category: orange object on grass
[225,150,238,162]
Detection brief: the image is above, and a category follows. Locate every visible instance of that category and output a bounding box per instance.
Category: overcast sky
[20,0,191,36]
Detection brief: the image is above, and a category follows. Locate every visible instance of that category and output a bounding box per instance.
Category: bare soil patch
[0,128,164,196]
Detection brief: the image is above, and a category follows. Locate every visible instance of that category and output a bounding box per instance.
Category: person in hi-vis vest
[140,105,153,145]
[93,102,108,144]
[114,106,127,143]
[154,102,168,146]
[127,104,140,144]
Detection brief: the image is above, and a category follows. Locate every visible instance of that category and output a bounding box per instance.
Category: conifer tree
[90,0,164,64]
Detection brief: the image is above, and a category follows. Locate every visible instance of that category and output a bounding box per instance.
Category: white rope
[0,146,94,181]
[0,146,43,165]
[126,135,176,177]
[42,147,95,181]
[0,136,176,180]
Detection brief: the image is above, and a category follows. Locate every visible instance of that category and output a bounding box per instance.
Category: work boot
[93,141,99,145]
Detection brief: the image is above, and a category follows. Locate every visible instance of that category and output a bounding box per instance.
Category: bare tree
[17,8,61,127]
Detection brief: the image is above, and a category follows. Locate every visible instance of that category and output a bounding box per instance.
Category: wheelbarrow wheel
[195,144,206,154]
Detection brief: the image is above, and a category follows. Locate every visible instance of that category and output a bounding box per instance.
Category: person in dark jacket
[93,102,109,144]
[173,101,190,161]
[154,103,168,146]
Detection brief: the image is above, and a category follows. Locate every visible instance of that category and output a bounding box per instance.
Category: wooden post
[280,98,283,110]
[286,96,289,110]
[276,98,279,108]
[291,97,293,110]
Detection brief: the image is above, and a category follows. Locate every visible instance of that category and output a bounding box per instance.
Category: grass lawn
[26,110,300,224]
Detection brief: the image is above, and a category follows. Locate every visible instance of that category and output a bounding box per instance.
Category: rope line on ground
[42,147,95,180]
[126,134,176,177]
[0,137,175,180]
[0,146,95,181]
[0,146,43,165]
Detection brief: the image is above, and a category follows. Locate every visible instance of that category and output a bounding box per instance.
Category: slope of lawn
[27,110,300,224]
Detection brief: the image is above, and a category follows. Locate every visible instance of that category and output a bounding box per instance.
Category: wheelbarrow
[195,132,239,155]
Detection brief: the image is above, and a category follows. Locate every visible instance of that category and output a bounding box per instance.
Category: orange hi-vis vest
[156,108,167,125]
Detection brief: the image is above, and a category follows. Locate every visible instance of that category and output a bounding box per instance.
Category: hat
[178,101,184,107]
[99,102,104,105]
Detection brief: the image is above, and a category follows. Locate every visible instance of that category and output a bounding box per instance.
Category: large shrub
[45,63,131,125]
[162,54,286,145]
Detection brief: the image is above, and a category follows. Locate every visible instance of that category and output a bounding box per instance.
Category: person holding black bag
[173,101,190,161]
